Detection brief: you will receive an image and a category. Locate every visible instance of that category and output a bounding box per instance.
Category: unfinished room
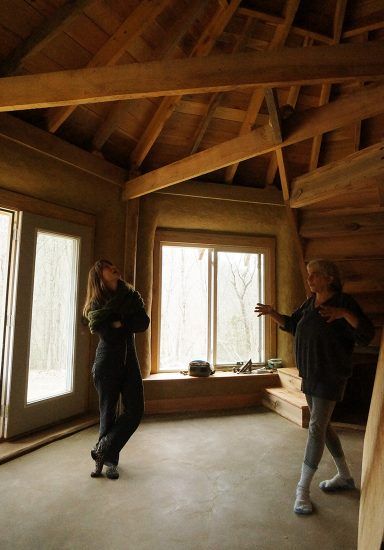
[0,0,383,549]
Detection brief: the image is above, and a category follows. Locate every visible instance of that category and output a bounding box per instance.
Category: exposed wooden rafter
[129,0,242,170]
[188,15,254,156]
[123,82,384,200]
[290,141,384,208]
[1,42,384,113]
[308,0,348,171]
[46,0,171,132]
[265,87,309,293]
[224,0,300,184]
[0,0,97,76]
[91,0,208,153]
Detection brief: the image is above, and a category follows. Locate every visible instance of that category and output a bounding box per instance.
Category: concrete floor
[0,408,363,550]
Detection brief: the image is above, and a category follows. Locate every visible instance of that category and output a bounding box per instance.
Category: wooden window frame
[152,229,276,374]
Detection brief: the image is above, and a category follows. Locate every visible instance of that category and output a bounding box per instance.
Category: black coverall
[92,303,150,466]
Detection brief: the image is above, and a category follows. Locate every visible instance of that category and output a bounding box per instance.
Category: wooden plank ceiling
[0,0,383,338]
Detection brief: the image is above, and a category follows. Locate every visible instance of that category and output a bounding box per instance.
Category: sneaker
[106,465,119,480]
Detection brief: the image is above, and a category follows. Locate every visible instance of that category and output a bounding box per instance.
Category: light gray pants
[303,395,345,470]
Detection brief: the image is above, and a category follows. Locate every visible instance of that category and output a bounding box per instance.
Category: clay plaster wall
[135,193,306,377]
[0,135,126,264]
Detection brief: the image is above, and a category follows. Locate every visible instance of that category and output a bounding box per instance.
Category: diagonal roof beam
[122,82,384,199]
[46,0,171,132]
[128,0,242,170]
[1,41,384,113]
[0,0,97,76]
[290,141,384,208]
[308,0,348,171]
[224,0,301,183]
[91,0,208,152]
[188,15,254,155]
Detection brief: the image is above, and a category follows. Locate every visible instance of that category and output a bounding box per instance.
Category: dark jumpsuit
[92,301,150,466]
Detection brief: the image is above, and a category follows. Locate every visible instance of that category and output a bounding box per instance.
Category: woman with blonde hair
[255,259,374,514]
[83,259,150,479]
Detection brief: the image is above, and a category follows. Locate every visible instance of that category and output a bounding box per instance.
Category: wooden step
[262,387,309,428]
[278,367,302,391]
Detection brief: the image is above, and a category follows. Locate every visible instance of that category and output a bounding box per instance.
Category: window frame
[152,229,276,374]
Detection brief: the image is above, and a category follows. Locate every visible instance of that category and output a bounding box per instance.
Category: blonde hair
[307,259,342,292]
[83,259,113,318]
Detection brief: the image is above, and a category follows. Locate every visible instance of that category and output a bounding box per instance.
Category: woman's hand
[319,306,346,323]
[111,320,123,328]
[254,303,274,317]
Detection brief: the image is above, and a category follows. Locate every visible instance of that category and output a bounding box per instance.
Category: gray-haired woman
[255,259,374,515]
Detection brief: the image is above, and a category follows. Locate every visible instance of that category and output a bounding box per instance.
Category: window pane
[159,246,208,371]
[27,232,79,403]
[216,252,264,364]
[0,211,13,369]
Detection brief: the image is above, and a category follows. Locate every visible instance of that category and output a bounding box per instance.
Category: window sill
[145,371,277,380]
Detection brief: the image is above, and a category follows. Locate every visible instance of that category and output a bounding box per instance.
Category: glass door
[4,212,93,438]
[0,209,15,437]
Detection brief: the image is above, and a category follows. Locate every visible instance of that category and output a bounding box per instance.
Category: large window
[153,231,275,373]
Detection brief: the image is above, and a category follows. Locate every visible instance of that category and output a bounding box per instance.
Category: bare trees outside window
[27,231,79,403]
[158,244,265,372]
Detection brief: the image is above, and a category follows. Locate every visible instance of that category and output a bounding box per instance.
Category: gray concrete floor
[0,407,362,550]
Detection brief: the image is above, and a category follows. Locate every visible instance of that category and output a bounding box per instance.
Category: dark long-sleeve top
[93,296,150,370]
[281,292,374,387]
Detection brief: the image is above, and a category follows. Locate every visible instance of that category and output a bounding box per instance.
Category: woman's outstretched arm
[254,303,286,327]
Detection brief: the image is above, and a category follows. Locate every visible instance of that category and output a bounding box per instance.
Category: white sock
[298,463,316,490]
[333,455,352,479]
[319,474,355,491]
[294,464,316,514]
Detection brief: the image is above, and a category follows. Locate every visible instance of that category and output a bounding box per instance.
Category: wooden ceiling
[0,0,382,193]
[0,0,383,342]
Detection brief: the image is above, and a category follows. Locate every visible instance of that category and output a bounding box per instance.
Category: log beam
[290,141,384,208]
[1,42,384,112]
[123,83,384,199]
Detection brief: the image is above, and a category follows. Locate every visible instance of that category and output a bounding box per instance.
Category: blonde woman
[255,259,374,515]
[83,259,150,479]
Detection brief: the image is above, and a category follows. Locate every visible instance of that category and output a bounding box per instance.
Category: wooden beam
[46,0,171,132]
[129,0,241,169]
[124,82,384,200]
[154,180,284,206]
[274,138,309,294]
[290,141,384,208]
[0,187,95,227]
[223,0,300,184]
[188,15,254,155]
[300,212,384,238]
[265,81,303,185]
[305,234,384,260]
[358,331,384,550]
[308,0,347,171]
[1,42,384,112]
[0,0,97,76]
[0,113,126,185]
[124,199,140,286]
[265,88,283,144]
[91,0,207,152]
[238,6,335,44]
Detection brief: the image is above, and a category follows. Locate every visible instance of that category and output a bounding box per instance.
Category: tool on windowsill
[233,358,253,374]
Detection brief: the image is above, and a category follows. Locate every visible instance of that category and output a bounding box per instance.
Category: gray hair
[307,259,342,292]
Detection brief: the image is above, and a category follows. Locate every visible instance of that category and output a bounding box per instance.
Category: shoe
[106,465,119,480]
